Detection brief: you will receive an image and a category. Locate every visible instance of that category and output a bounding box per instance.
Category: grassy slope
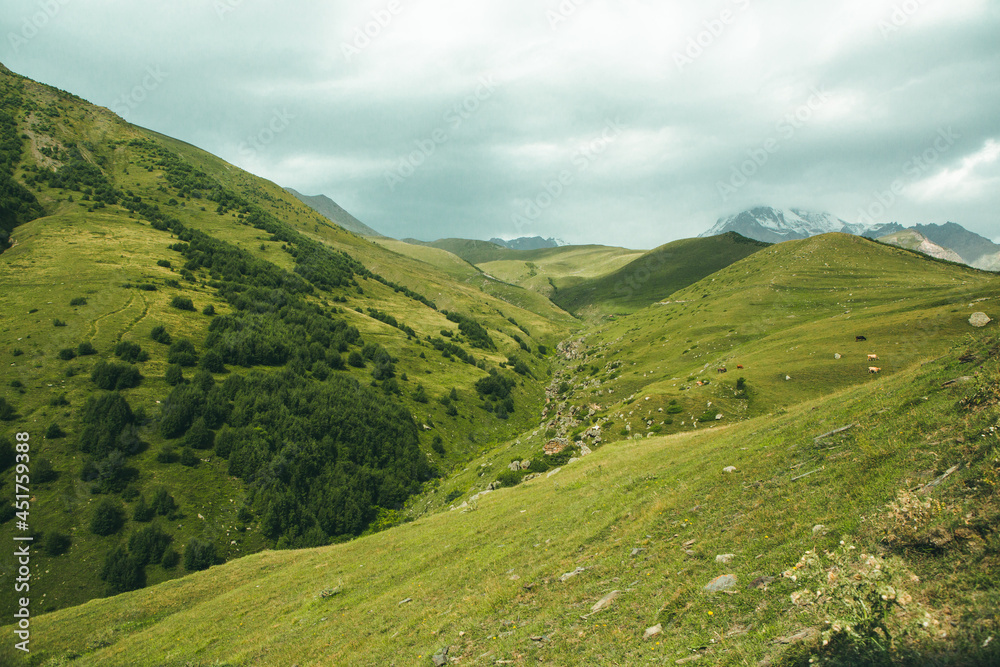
[477,245,646,297]
[9,329,999,666]
[0,69,576,614]
[550,232,770,317]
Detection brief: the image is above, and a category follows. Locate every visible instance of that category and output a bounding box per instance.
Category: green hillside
[477,245,646,297]
[550,232,771,316]
[7,329,998,666]
[0,66,574,615]
[403,238,513,265]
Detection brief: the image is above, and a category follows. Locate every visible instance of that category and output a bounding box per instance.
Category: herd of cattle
[713,336,883,377]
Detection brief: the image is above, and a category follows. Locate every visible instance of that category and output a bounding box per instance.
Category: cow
[737,365,744,369]
[868,367,881,374]
[717,367,728,374]
[867,354,878,361]
[856,335,867,342]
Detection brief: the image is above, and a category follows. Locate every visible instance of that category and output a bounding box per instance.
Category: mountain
[285,188,385,238]
[877,228,965,264]
[700,206,900,243]
[913,222,1000,269]
[488,236,567,251]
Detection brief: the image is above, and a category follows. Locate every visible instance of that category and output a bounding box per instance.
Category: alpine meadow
[1,43,999,667]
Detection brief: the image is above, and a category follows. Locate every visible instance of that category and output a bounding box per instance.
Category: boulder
[715,553,735,564]
[704,574,737,592]
[643,624,663,640]
[723,466,737,474]
[970,312,992,328]
[431,646,449,666]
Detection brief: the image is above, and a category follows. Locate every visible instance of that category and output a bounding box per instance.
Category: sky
[2,0,999,248]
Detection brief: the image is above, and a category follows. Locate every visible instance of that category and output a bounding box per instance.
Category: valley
[0,64,998,666]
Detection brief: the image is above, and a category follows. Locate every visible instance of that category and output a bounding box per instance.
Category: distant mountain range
[702,207,998,270]
[285,189,385,238]
[488,236,568,250]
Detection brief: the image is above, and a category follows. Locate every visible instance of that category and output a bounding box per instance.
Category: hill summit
[700,206,901,243]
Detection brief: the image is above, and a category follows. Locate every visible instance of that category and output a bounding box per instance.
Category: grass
[6,331,998,666]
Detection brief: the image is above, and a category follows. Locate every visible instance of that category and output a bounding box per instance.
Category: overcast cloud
[3,0,999,247]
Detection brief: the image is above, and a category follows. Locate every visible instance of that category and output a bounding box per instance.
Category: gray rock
[643,623,663,640]
[704,574,738,592]
[559,567,587,582]
[431,646,449,666]
[970,312,992,328]
[715,553,735,564]
[723,466,737,473]
[812,524,826,535]
[749,576,775,589]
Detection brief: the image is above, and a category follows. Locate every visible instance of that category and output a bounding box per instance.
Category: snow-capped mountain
[699,207,901,243]
[488,236,568,250]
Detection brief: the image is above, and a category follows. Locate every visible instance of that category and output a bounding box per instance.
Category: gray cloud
[2,0,997,248]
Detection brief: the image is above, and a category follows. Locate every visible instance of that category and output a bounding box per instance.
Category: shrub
[155,446,178,464]
[57,348,77,360]
[89,498,126,536]
[494,469,524,488]
[184,538,217,571]
[151,488,177,516]
[413,384,429,403]
[202,304,215,316]
[184,417,214,449]
[69,297,88,306]
[77,341,97,356]
[165,363,184,386]
[132,494,155,522]
[170,296,195,311]
[199,349,225,373]
[167,339,198,367]
[445,490,463,503]
[115,341,149,363]
[0,397,19,421]
[45,423,65,439]
[100,546,145,595]
[53,319,67,327]
[44,531,71,557]
[348,351,365,368]
[179,447,199,467]
[128,524,172,566]
[160,547,180,569]
[156,259,171,268]
[34,458,58,483]
[431,435,445,456]
[91,360,142,390]
[150,325,172,345]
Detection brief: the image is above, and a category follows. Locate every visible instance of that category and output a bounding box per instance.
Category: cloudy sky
[3,0,999,247]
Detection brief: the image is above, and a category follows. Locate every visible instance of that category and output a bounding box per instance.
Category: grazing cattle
[856,335,867,342]
[868,354,878,361]
[868,367,881,374]
[717,367,728,374]
[737,365,744,369]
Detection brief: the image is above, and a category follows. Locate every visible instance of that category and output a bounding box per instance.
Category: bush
[167,339,198,367]
[90,498,126,536]
[78,392,136,458]
[91,360,143,390]
[199,349,225,373]
[160,547,180,569]
[165,363,184,386]
[0,397,19,421]
[179,447,199,467]
[53,319,67,327]
[170,296,195,311]
[413,384,429,403]
[150,325,172,345]
[151,488,177,516]
[494,469,524,488]
[77,341,97,356]
[132,494,155,522]
[202,304,215,316]
[184,417,214,450]
[128,524,172,566]
[44,531,71,557]
[156,259,171,268]
[69,297,88,306]
[34,458,58,483]
[45,423,65,439]
[114,341,149,363]
[348,351,365,368]
[57,348,77,360]
[184,538,217,571]
[431,435,445,456]
[155,446,178,464]
[100,546,145,595]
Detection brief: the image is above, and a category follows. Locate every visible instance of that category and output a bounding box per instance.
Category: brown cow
[868,367,881,374]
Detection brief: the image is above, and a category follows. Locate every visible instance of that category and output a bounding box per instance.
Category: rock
[925,526,953,548]
[546,467,562,478]
[812,524,826,535]
[723,466,737,473]
[588,590,620,614]
[520,460,531,471]
[643,624,663,640]
[704,574,737,592]
[970,312,992,328]
[785,375,792,381]
[834,353,842,360]
[774,628,819,645]
[715,553,735,564]
[560,567,587,582]
[431,646,449,666]
[579,444,593,456]
[676,656,702,664]
[508,461,521,472]
[682,539,696,548]
[398,597,412,605]
[749,576,774,589]
[544,438,570,455]
[715,414,724,420]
